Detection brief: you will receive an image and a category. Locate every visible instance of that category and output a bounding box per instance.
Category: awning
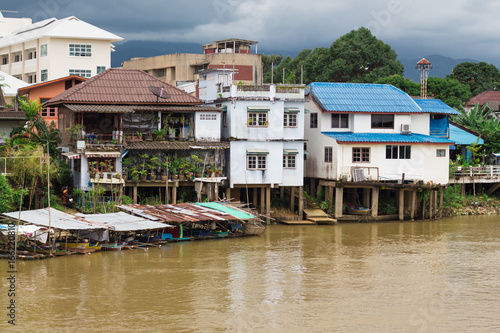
[247,106,270,112]
[283,149,299,155]
[85,151,121,158]
[284,107,300,113]
[62,152,81,160]
[246,149,269,155]
[195,202,254,220]
[75,212,170,231]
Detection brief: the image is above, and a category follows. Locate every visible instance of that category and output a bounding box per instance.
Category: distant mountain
[111,40,301,68]
[400,55,479,82]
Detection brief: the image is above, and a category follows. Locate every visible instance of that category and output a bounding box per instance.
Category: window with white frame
[353,148,370,163]
[436,149,446,157]
[27,49,36,60]
[283,150,298,168]
[27,73,36,84]
[247,154,267,170]
[284,113,297,127]
[41,69,48,82]
[69,44,92,57]
[310,113,318,128]
[247,112,268,127]
[40,44,47,57]
[331,114,349,128]
[325,146,333,163]
[386,145,411,159]
[97,66,106,74]
[69,69,91,78]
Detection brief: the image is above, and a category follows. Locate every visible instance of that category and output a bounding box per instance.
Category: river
[1,215,500,332]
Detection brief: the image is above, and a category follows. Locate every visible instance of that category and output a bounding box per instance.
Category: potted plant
[150,156,160,181]
[122,157,132,179]
[170,155,180,180]
[191,154,203,178]
[168,127,176,140]
[139,169,148,181]
[130,169,139,182]
[161,159,169,181]
[136,131,143,140]
[153,129,165,141]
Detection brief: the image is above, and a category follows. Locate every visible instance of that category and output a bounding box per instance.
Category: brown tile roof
[127,140,229,150]
[0,110,25,119]
[46,68,203,106]
[468,91,500,106]
[64,104,221,113]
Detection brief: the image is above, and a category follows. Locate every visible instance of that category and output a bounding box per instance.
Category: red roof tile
[46,68,203,105]
[417,58,431,65]
[468,91,500,106]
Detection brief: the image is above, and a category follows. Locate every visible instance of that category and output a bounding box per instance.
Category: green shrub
[0,174,13,212]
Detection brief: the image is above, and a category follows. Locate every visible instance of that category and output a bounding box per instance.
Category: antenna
[149,85,170,105]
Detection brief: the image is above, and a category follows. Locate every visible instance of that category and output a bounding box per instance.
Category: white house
[305,82,458,185]
[198,69,305,216]
[0,14,122,84]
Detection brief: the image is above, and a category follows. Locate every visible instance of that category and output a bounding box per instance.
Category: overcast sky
[3,0,500,64]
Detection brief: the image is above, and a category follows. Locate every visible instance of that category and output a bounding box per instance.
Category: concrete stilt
[328,185,334,210]
[399,189,405,221]
[363,188,370,207]
[335,187,343,218]
[260,187,265,213]
[290,186,296,211]
[298,186,304,219]
[266,185,271,225]
[411,190,416,221]
[439,189,444,219]
[133,183,138,204]
[372,187,379,217]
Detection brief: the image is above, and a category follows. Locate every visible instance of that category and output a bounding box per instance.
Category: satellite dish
[149,85,170,100]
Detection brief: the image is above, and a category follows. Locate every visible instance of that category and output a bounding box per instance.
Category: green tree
[325,27,404,83]
[0,174,13,213]
[262,54,284,83]
[427,77,472,109]
[447,62,500,96]
[374,75,420,96]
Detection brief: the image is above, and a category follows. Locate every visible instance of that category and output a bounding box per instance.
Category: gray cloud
[3,0,500,64]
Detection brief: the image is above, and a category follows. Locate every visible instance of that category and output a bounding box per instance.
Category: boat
[243,223,266,235]
[346,204,370,215]
[17,242,72,256]
[102,242,126,251]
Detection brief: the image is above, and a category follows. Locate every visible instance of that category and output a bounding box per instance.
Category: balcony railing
[452,165,500,178]
[84,133,124,149]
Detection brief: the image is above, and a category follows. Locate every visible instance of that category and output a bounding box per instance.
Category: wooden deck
[280,220,317,225]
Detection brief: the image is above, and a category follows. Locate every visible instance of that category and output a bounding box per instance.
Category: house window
[97,66,106,74]
[437,149,446,157]
[386,145,411,159]
[247,155,267,170]
[200,113,217,121]
[353,148,370,163]
[69,69,91,78]
[27,74,36,84]
[247,112,268,127]
[324,146,333,163]
[310,113,318,128]
[371,114,394,129]
[41,69,48,82]
[69,44,92,57]
[331,114,349,128]
[283,155,296,168]
[40,44,47,57]
[14,53,22,62]
[1,55,7,65]
[284,113,297,127]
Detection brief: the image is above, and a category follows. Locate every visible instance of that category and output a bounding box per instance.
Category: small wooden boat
[102,242,126,251]
[346,204,370,215]
[243,223,266,235]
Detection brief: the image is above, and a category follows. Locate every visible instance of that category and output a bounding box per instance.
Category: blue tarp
[449,124,484,145]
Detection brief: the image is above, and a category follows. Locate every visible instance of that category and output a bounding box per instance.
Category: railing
[84,133,124,148]
[350,166,380,182]
[237,85,270,92]
[452,165,500,178]
[222,86,231,92]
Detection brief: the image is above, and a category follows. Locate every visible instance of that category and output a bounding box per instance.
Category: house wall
[194,111,221,141]
[0,120,22,138]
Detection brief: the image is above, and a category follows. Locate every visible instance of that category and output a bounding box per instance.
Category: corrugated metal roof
[449,124,484,145]
[322,132,455,144]
[413,99,460,115]
[117,203,251,223]
[46,68,203,105]
[308,82,422,113]
[127,141,229,150]
[2,208,104,230]
[75,212,170,231]
[196,202,254,220]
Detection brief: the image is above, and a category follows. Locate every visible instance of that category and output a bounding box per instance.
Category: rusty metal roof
[0,110,25,119]
[46,68,203,105]
[63,104,221,113]
[116,203,250,223]
[127,140,230,150]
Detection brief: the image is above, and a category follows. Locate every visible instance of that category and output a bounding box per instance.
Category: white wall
[194,111,221,141]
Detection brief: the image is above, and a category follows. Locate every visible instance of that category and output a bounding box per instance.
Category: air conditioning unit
[401,123,411,134]
[341,174,351,182]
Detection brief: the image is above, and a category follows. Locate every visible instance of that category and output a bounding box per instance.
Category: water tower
[416,58,432,99]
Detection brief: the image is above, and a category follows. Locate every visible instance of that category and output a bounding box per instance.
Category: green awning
[246,149,269,155]
[283,149,299,155]
[222,106,228,112]
[196,202,254,220]
[284,107,300,113]
[247,106,270,112]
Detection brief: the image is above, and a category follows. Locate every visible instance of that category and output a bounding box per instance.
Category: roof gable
[307,82,422,113]
[46,68,203,105]
[18,75,87,94]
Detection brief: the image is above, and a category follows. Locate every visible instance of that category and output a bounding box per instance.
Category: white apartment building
[0,14,122,84]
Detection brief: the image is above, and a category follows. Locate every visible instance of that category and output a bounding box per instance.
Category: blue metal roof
[413,99,460,115]
[449,124,484,145]
[308,82,422,113]
[322,132,455,144]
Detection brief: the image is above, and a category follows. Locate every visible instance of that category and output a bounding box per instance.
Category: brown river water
[1,215,500,332]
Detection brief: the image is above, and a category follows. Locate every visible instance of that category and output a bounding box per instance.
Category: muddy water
[1,215,500,332]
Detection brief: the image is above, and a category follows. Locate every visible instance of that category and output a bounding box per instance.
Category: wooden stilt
[260,187,265,214]
[290,186,296,211]
[335,187,343,218]
[280,186,284,200]
[133,183,138,204]
[310,178,316,198]
[298,186,304,220]
[266,185,271,225]
[253,188,258,208]
[226,187,231,201]
[172,183,177,204]
[439,189,444,219]
[429,191,434,219]
[363,188,370,207]
[399,189,404,221]
[411,190,416,221]
[328,185,334,210]
[372,187,379,217]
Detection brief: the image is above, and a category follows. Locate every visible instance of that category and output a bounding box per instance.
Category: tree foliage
[0,174,13,213]
[427,77,472,109]
[263,28,404,84]
[447,62,500,96]
[374,75,420,96]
